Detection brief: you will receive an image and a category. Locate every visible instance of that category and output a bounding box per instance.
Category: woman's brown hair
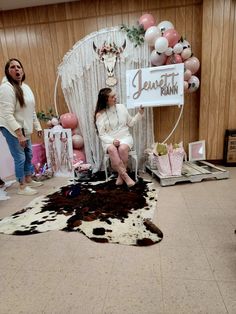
[94,88,112,134]
[5,58,26,108]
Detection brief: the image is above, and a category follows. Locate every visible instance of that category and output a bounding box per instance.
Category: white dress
[96,103,142,152]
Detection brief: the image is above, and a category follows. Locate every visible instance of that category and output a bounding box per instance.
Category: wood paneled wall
[200,0,236,160]
[0,0,234,160]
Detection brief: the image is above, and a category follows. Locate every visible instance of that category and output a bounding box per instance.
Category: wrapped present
[153,142,186,177]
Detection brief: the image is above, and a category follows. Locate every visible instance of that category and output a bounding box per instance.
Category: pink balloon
[138,13,156,30]
[73,149,86,164]
[181,48,192,60]
[163,29,180,47]
[60,113,78,129]
[166,54,182,65]
[72,127,81,135]
[184,69,192,81]
[184,56,200,74]
[150,50,167,66]
[184,81,189,91]
[72,134,84,149]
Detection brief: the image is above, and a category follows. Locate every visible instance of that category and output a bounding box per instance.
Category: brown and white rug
[0,178,163,246]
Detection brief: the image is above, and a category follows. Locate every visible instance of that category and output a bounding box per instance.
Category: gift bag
[155,154,172,176]
[153,143,172,177]
[32,143,46,169]
[168,143,186,176]
[147,152,158,169]
[153,142,185,177]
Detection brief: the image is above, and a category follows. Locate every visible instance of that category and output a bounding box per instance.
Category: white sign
[44,128,74,177]
[126,63,184,108]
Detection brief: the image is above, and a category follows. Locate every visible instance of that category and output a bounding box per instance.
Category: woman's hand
[37,130,43,137]
[139,105,144,115]
[113,139,120,147]
[15,128,27,148]
[17,134,27,148]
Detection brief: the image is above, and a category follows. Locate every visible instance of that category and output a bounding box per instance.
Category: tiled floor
[0,167,235,314]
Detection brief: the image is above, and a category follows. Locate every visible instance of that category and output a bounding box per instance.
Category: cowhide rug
[0,178,163,246]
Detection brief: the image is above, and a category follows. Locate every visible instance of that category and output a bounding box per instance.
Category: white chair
[104,150,138,182]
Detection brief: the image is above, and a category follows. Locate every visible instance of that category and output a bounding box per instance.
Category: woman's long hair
[5,58,26,108]
[94,87,112,134]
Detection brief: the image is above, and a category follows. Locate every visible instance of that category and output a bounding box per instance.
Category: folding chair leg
[104,155,109,181]
[133,156,138,181]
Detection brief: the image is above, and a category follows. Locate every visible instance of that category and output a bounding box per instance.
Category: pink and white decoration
[140,14,200,93]
[55,26,155,172]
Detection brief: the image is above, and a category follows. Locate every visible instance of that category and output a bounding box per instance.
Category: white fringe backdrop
[57,26,154,172]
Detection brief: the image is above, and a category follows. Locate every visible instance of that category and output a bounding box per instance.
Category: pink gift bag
[155,154,172,177]
[32,143,47,168]
[168,143,186,176]
[169,151,184,176]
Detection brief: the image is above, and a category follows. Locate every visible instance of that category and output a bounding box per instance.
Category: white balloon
[72,134,84,149]
[52,125,63,132]
[157,20,174,34]
[144,26,161,46]
[154,37,168,53]
[51,117,59,126]
[165,47,173,56]
[173,43,183,54]
[188,75,200,93]
[180,39,191,49]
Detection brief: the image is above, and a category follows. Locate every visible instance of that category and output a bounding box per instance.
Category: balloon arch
[52,14,200,168]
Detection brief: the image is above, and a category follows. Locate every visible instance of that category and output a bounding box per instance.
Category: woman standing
[94,88,144,187]
[0,58,43,196]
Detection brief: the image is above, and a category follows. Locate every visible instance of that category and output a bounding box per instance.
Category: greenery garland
[37,108,58,121]
[120,23,145,47]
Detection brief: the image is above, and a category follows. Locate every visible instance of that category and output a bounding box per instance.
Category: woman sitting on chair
[94,87,144,187]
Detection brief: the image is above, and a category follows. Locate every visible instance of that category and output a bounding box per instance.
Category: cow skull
[93,40,126,86]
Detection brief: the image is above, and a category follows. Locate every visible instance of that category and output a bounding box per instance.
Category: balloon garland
[144,15,200,93]
[121,14,200,93]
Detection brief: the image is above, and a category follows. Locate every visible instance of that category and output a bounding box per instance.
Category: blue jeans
[0,127,33,183]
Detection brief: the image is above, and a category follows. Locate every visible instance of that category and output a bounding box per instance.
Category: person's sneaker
[17,186,38,196]
[26,180,44,187]
[0,178,5,188]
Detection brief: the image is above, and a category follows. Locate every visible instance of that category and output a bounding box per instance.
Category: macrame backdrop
[57,26,154,172]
